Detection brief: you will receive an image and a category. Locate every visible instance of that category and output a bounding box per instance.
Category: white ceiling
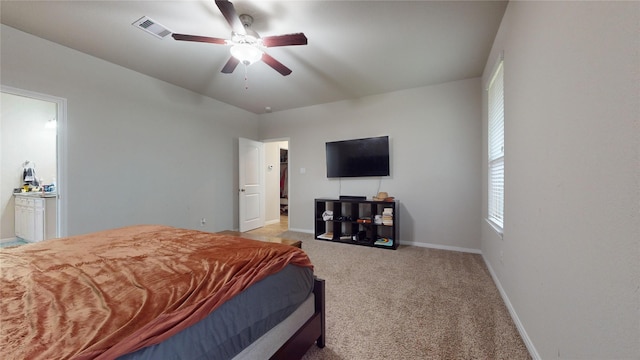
[0,0,507,114]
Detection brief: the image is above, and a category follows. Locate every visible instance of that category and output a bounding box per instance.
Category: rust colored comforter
[0,225,313,359]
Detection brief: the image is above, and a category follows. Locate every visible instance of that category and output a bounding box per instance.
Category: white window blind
[488,61,504,229]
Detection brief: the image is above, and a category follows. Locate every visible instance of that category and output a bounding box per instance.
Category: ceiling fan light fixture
[230,44,263,65]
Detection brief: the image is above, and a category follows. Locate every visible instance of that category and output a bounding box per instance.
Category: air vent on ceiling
[132,16,172,39]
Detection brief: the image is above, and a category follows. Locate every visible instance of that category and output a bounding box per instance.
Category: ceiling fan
[172,0,307,76]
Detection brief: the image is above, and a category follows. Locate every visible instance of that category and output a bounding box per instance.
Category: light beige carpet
[275,230,531,360]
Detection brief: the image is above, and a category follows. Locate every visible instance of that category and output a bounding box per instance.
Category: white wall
[1,24,259,236]
[260,78,482,251]
[0,93,57,239]
[481,2,640,359]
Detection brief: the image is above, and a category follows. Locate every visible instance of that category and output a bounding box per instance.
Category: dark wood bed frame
[270,277,326,359]
[219,231,325,359]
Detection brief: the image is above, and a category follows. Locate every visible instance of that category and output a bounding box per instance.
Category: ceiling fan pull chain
[244,63,249,90]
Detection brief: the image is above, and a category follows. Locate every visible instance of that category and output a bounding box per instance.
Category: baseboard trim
[291,229,481,254]
[0,237,18,244]
[482,254,540,360]
[288,227,313,234]
[264,219,280,226]
[404,240,482,254]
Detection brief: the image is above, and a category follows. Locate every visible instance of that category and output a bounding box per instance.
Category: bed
[0,225,325,359]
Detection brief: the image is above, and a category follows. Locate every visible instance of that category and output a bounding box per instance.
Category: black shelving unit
[314,198,399,250]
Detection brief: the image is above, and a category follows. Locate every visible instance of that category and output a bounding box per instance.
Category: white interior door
[238,138,265,232]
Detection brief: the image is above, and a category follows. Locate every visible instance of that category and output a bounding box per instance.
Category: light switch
[300,167,306,174]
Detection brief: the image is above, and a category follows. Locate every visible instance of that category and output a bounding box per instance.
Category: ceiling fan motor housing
[238,14,260,41]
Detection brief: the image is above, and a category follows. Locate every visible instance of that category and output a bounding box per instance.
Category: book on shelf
[381,207,393,226]
[317,232,333,240]
[374,237,393,246]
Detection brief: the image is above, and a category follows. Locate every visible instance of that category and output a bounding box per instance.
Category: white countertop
[14,192,57,198]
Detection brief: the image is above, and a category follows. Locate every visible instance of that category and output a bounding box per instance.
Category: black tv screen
[326,136,390,178]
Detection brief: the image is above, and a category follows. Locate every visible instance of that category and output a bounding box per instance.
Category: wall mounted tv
[326,136,390,178]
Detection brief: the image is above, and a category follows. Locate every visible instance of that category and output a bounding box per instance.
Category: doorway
[238,138,289,236]
[243,139,289,236]
[0,86,67,241]
[266,140,289,231]
[278,146,289,228]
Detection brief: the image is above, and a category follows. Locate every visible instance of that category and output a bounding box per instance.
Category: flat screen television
[326,136,390,178]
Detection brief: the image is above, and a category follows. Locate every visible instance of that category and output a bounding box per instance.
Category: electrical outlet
[499,250,504,264]
[200,218,206,226]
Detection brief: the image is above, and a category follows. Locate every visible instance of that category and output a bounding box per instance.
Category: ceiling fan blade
[262,53,292,76]
[221,56,240,74]
[172,33,227,44]
[215,0,245,34]
[262,33,308,47]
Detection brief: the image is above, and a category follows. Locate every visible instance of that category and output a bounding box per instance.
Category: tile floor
[0,239,29,248]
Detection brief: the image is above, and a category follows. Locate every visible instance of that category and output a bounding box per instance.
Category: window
[487,60,504,230]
